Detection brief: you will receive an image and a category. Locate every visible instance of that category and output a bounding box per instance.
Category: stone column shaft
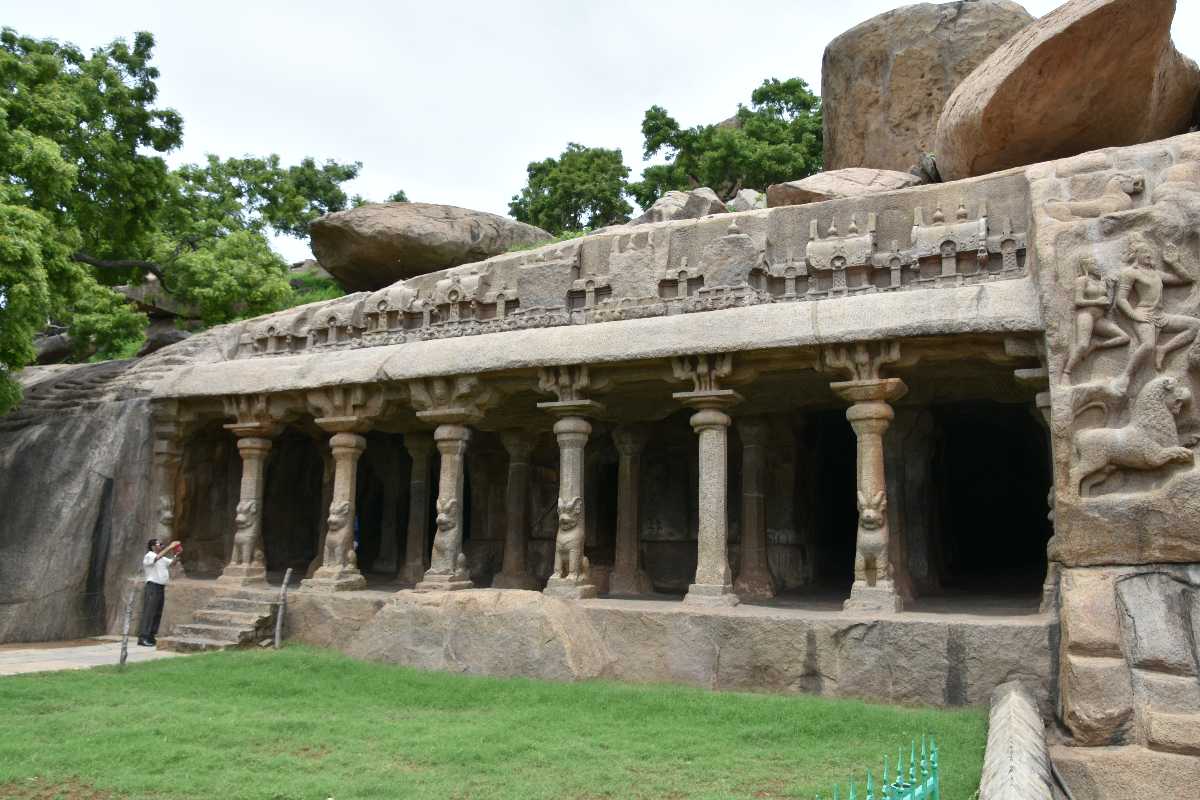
[400,433,434,584]
[734,417,775,599]
[610,425,652,595]
[219,435,273,586]
[833,377,907,614]
[687,407,738,605]
[493,431,538,590]
[544,415,597,598]
[415,424,473,591]
[304,431,367,591]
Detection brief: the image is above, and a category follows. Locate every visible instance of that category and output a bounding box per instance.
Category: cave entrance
[927,401,1051,597]
[802,409,858,598]
[261,429,324,573]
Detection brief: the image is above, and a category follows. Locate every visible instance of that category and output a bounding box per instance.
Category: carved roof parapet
[911,201,988,258]
[408,374,497,425]
[805,214,878,296]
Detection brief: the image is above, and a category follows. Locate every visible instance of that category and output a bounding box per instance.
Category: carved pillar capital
[222,393,289,438]
[537,364,607,417]
[409,375,496,425]
[500,429,537,462]
[612,423,649,457]
[822,340,901,383]
[307,384,385,433]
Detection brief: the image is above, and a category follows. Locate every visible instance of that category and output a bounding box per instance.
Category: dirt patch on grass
[0,777,120,799]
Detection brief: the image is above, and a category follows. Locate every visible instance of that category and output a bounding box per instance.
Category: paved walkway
[0,636,185,676]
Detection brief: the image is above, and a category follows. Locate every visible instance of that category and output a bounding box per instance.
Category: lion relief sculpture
[230,499,264,566]
[323,500,356,569]
[430,497,468,577]
[551,496,590,583]
[1072,375,1196,496]
[853,490,889,588]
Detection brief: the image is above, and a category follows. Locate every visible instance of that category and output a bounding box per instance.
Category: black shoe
[136,638,152,647]
[147,636,157,645]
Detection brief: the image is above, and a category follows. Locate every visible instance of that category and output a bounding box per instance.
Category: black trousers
[139,581,165,639]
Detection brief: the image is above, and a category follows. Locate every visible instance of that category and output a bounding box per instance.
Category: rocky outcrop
[309,203,552,291]
[0,334,231,644]
[725,188,767,212]
[766,168,922,208]
[822,0,1034,173]
[629,188,726,225]
[934,0,1200,180]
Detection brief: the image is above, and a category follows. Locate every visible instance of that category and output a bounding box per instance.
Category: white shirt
[143,551,174,585]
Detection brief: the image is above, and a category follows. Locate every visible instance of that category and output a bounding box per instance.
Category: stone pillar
[610,424,653,595]
[400,432,434,585]
[493,430,538,590]
[832,378,908,613]
[218,434,273,586]
[679,396,740,606]
[734,416,776,600]
[149,404,184,570]
[1035,388,1060,613]
[414,424,474,591]
[303,430,368,591]
[543,414,598,598]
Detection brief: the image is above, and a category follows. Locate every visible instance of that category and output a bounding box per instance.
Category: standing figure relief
[1062,257,1130,383]
[230,500,264,567]
[551,496,590,584]
[853,490,889,588]
[323,500,356,570]
[1114,237,1200,381]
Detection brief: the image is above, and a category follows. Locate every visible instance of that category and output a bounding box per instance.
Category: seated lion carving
[1072,375,1194,496]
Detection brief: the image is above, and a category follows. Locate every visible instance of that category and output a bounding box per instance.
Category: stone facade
[14,126,1200,796]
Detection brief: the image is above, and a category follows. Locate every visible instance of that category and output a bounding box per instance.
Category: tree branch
[71,252,172,290]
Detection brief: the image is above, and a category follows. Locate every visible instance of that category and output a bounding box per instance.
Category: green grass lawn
[0,646,986,800]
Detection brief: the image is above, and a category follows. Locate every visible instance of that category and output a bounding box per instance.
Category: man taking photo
[138,538,181,647]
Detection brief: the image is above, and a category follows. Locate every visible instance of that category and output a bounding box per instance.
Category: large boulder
[822,1,1034,173]
[934,0,1200,181]
[767,168,922,208]
[309,203,552,291]
[629,188,727,225]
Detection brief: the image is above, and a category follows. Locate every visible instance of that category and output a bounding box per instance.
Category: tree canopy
[509,143,632,234]
[628,78,823,207]
[0,28,363,413]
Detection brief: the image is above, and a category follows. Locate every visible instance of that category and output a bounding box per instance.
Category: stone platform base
[302,567,366,592]
[129,579,1055,708]
[543,577,597,599]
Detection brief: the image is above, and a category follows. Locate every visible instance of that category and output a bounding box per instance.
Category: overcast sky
[7,1,1198,261]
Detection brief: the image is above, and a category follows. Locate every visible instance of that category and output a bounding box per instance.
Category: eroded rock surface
[766,168,922,208]
[309,202,552,291]
[822,0,1034,172]
[935,0,1200,180]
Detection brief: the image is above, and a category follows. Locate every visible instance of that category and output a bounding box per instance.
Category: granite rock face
[309,202,552,291]
[934,0,1200,180]
[822,0,1034,173]
[766,168,922,208]
[725,188,767,212]
[0,364,154,643]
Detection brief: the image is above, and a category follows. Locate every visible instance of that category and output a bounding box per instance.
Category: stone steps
[157,593,278,653]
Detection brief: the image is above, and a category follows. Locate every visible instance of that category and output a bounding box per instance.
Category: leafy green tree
[628,78,823,207]
[387,190,409,203]
[509,143,632,234]
[0,27,363,413]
